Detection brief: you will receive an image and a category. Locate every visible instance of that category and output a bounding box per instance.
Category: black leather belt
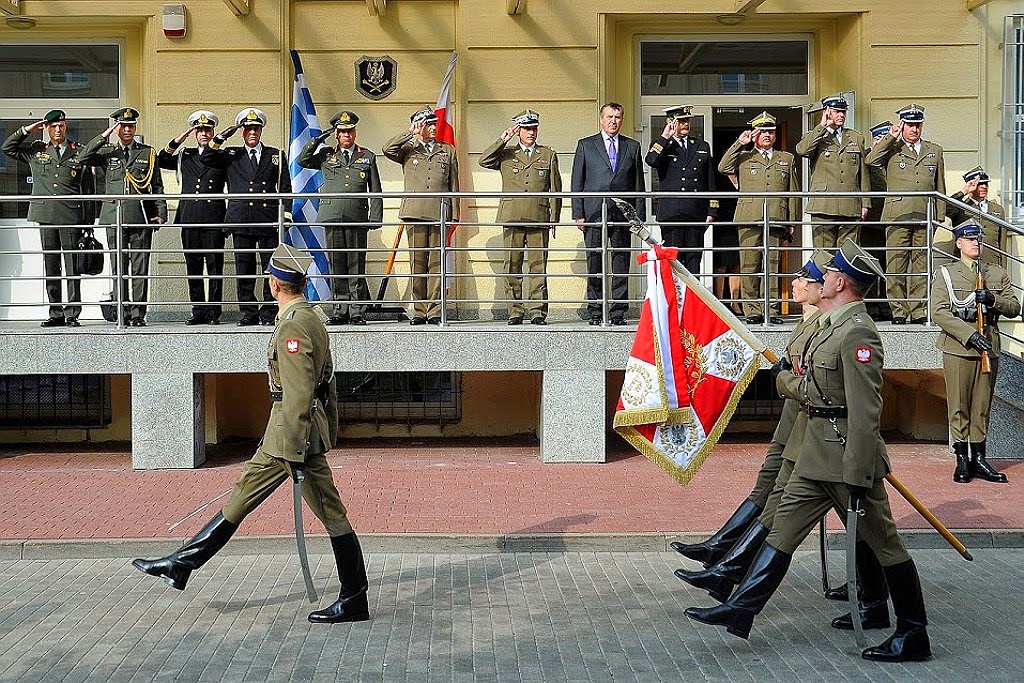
[804,405,848,418]
[270,390,282,401]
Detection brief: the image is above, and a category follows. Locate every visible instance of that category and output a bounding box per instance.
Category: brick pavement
[0,549,1022,681]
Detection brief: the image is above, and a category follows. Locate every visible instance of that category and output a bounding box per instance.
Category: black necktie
[250,149,258,169]
[122,147,130,162]
[343,149,351,164]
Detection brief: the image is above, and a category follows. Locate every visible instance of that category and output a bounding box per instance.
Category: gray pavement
[1,549,1022,682]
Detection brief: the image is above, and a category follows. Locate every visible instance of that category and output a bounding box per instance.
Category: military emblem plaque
[355,55,397,101]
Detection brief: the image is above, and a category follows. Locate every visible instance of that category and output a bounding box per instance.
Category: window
[0,44,119,99]
[335,371,462,425]
[640,40,809,96]
[1002,16,1024,222]
[0,374,112,428]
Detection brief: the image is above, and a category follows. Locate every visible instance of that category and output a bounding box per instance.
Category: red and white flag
[614,246,760,484]
[434,52,459,289]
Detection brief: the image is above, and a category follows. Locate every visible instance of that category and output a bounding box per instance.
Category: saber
[819,517,833,595]
[168,487,233,531]
[884,473,973,561]
[292,469,318,603]
[846,499,867,648]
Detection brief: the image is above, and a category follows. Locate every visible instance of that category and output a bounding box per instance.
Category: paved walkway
[1,548,1021,682]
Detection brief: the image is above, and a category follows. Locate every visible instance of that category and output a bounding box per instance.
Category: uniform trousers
[105,226,153,320]
[886,214,928,320]
[232,231,279,320]
[503,223,550,320]
[738,225,786,317]
[405,220,442,319]
[181,226,226,319]
[222,448,352,537]
[37,222,82,319]
[584,222,631,317]
[943,353,997,442]
[810,214,861,250]
[748,442,785,509]
[661,216,707,275]
[328,225,370,317]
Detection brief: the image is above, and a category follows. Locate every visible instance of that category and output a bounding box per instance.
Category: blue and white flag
[287,49,330,301]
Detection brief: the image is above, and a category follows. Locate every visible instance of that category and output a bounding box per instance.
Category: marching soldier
[79,107,167,326]
[687,242,932,663]
[158,110,228,325]
[930,221,1020,484]
[133,244,369,625]
[644,105,718,275]
[479,108,562,325]
[940,167,1011,268]
[297,110,383,326]
[2,109,96,327]
[717,111,800,325]
[795,94,870,249]
[865,104,946,324]
[383,107,460,325]
[202,108,292,326]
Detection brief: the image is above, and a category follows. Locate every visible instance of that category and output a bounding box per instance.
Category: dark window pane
[0,374,112,427]
[0,44,119,98]
[641,41,808,96]
[334,371,461,424]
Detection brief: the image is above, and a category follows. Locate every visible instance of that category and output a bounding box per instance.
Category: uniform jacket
[478,138,562,225]
[570,132,646,223]
[776,301,889,487]
[2,128,96,226]
[930,258,1020,358]
[297,140,383,227]
[717,140,799,224]
[864,134,946,221]
[778,309,823,464]
[157,143,227,226]
[199,143,291,234]
[261,297,339,463]
[382,132,459,222]
[794,125,870,217]
[79,136,167,226]
[644,135,718,221]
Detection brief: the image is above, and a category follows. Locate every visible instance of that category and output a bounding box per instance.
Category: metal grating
[734,370,785,420]
[0,374,112,428]
[334,371,462,425]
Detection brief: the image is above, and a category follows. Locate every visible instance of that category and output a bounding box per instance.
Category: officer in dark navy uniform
[202,108,292,326]
[159,110,229,325]
[644,104,718,274]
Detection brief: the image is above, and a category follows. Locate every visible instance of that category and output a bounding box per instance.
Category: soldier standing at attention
[479,109,562,325]
[383,107,460,326]
[717,112,800,325]
[201,108,292,326]
[795,94,870,249]
[133,244,370,625]
[943,167,1011,268]
[2,109,95,327]
[930,221,1020,484]
[79,107,167,327]
[865,104,946,325]
[644,104,718,275]
[298,110,383,326]
[158,110,228,325]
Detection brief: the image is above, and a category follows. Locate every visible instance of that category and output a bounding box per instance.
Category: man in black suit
[571,102,646,325]
[644,104,718,275]
[159,110,229,325]
[202,108,292,326]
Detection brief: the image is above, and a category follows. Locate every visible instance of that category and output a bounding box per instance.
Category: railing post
[600,199,609,326]
[439,197,448,326]
[115,199,125,329]
[763,196,771,323]
[925,196,934,325]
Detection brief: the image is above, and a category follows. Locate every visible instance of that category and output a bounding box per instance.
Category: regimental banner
[355,55,397,101]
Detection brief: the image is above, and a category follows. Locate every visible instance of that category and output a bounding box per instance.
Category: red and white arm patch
[855,346,872,364]
[285,338,300,354]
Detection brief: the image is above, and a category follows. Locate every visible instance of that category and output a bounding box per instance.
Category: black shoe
[824,585,849,601]
[410,317,427,326]
[508,316,523,326]
[670,499,762,567]
[953,442,972,483]
[65,317,80,327]
[891,317,907,325]
[308,532,371,624]
[970,441,1007,483]
[832,599,891,630]
[588,315,601,326]
[350,315,366,326]
[909,317,928,325]
[768,316,785,325]
[611,316,627,326]
[40,317,65,328]
[675,521,770,603]
[237,316,259,327]
[531,317,547,326]
[185,314,206,326]
[132,512,237,590]
[744,315,765,325]
[327,315,349,326]
[130,317,147,327]
[427,316,441,325]
[207,317,221,326]
[861,559,931,662]
[259,318,274,326]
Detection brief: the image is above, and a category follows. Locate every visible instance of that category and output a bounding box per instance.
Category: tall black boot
[970,441,1008,483]
[670,499,762,567]
[953,442,972,484]
[831,540,891,630]
[308,531,371,624]
[684,542,792,640]
[862,559,931,662]
[674,521,769,603]
[132,512,237,590]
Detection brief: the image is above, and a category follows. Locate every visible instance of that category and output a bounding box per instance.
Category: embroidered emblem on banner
[355,55,397,101]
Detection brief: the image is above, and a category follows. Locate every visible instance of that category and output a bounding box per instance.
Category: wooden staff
[976,268,991,374]
[885,473,974,561]
[369,222,405,309]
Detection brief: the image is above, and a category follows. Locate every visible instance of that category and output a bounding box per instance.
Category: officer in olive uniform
[383,107,460,325]
[644,105,718,275]
[686,242,932,664]
[479,109,562,325]
[133,243,370,625]
[717,111,800,325]
[202,108,292,326]
[931,221,1020,484]
[795,95,870,249]
[2,109,96,327]
[158,110,228,325]
[79,107,167,326]
[934,167,1011,268]
[865,104,946,324]
[298,111,383,326]
[863,121,894,320]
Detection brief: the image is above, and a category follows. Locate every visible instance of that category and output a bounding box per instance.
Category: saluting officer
[298,110,383,326]
[158,110,228,325]
[931,221,1020,484]
[941,167,1011,268]
[644,104,718,275]
[795,94,870,249]
[79,107,167,327]
[717,111,800,325]
[133,244,369,625]
[865,104,946,325]
[479,108,562,325]
[383,106,460,325]
[2,109,96,327]
[202,108,292,326]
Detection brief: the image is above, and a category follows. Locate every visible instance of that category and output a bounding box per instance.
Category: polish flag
[433,52,459,287]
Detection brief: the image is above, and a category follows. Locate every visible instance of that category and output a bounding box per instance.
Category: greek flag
[287,49,330,301]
